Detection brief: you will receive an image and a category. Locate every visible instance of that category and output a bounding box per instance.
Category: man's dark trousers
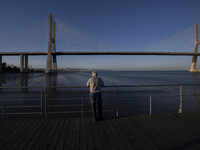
[90,92,102,121]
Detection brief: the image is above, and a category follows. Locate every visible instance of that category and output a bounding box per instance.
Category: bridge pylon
[45,14,57,74]
[190,24,200,72]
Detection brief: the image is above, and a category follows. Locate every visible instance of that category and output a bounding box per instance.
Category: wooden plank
[135,114,182,148]
[170,114,200,134]
[110,118,134,150]
[134,114,198,149]
[56,119,70,150]
[0,120,19,142]
[161,114,200,148]
[0,120,14,131]
[168,114,200,142]
[31,119,55,149]
[40,119,60,150]
[150,113,200,149]
[105,119,126,150]
[7,119,42,150]
[23,119,50,150]
[123,117,158,149]
[0,112,199,150]
[150,114,195,145]
[48,119,65,150]
[174,113,200,130]
[129,115,171,149]
[79,118,87,150]
[0,120,30,148]
[101,120,119,150]
[71,118,80,150]
[115,117,143,149]
[90,119,102,150]
[14,119,45,149]
[0,120,23,149]
[84,118,95,150]
[0,119,33,149]
[96,120,113,150]
[64,118,75,149]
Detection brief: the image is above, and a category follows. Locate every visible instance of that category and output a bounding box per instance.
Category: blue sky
[0,0,200,70]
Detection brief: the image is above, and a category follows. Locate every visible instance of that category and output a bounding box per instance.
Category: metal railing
[0,84,200,120]
[111,84,200,116]
[0,86,43,120]
[45,86,116,118]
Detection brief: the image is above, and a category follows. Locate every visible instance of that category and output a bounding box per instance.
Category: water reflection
[0,71,200,118]
[45,74,57,99]
[20,73,29,92]
[45,74,57,87]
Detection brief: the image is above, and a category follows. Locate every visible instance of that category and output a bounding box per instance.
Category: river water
[0,71,200,119]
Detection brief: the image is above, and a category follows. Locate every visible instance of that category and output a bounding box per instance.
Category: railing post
[116,86,119,117]
[2,99,5,120]
[150,96,152,115]
[178,85,183,113]
[195,95,199,112]
[82,97,84,118]
[116,106,119,117]
[44,88,47,118]
[40,88,43,118]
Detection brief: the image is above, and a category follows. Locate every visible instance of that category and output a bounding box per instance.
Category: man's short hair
[92,71,98,76]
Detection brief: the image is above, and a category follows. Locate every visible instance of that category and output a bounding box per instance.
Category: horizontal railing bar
[5,105,41,108]
[48,110,115,114]
[48,104,113,107]
[1,84,200,90]
[0,52,47,55]
[5,112,41,115]
[48,111,83,114]
[2,95,194,102]
[48,98,83,101]
[152,107,179,110]
[0,86,42,89]
[48,105,82,107]
[45,84,200,89]
[182,95,200,97]
[3,99,41,101]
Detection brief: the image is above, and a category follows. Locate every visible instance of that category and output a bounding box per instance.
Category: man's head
[92,71,98,77]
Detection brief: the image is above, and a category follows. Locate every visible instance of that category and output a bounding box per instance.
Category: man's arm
[86,79,90,87]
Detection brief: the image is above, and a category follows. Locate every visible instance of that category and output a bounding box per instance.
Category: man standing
[86,71,104,122]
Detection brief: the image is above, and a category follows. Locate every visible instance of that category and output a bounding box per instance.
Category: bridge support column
[52,20,57,71]
[25,55,28,72]
[190,24,200,72]
[20,54,28,73]
[20,54,24,73]
[45,14,57,74]
[0,55,2,72]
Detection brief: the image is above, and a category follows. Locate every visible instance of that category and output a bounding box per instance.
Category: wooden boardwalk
[0,112,200,150]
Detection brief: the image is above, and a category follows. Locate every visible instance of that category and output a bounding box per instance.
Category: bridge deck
[1,51,200,56]
[0,112,200,150]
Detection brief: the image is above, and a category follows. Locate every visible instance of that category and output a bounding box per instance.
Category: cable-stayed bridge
[0,14,200,73]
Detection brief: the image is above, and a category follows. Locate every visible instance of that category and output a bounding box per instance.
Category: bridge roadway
[0,51,199,73]
[0,51,200,56]
[0,112,200,149]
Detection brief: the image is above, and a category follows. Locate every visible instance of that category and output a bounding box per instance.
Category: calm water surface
[0,71,200,118]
